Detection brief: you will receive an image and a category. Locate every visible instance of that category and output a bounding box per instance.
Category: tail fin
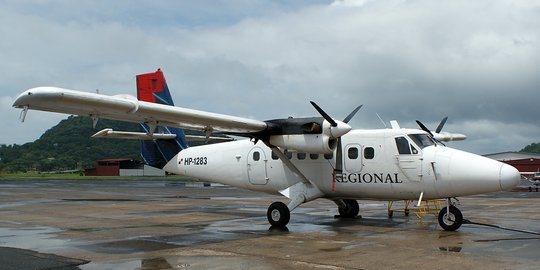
[136,68,175,106]
[136,69,188,168]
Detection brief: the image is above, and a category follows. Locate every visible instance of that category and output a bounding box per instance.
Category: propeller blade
[435,116,448,133]
[343,105,363,124]
[310,101,337,127]
[335,137,343,172]
[415,120,434,138]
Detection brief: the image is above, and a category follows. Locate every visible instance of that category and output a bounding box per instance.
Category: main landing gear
[337,199,359,218]
[266,199,361,227]
[437,199,463,231]
[267,202,290,227]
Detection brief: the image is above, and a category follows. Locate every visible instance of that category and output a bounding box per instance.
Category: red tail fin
[136,69,174,105]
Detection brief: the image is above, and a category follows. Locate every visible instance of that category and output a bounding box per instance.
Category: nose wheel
[438,205,463,231]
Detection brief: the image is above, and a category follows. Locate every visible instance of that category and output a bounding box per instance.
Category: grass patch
[0,173,190,180]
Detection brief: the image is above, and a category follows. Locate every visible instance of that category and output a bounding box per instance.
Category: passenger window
[285,149,293,159]
[324,152,334,160]
[348,147,359,159]
[297,153,306,160]
[310,154,319,160]
[395,137,411,154]
[253,151,260,161]
[364,147,375,159]
[271,151,279,160]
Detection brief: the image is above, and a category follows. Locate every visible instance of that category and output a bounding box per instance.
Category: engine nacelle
[433,132,467,142]
[269,134,337,154]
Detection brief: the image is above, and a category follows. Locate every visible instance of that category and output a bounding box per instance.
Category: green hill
[520,142,540,154]
[0,116,141,173]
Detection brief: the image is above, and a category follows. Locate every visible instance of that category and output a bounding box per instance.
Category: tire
[267,202,290,227]
[338,199,359,218]
[438,206,463,231]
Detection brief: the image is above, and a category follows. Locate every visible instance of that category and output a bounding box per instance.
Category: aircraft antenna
[376,113,387,128]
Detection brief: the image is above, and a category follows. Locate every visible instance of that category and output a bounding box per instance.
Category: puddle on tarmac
[0,199,56,209]
[82,256,276,270]
[81,240,180,254]
[0,226,76,252]
[62,198,140,202]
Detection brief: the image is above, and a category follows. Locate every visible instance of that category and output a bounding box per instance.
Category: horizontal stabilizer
[183,135,235,143]
[92,128,235,143]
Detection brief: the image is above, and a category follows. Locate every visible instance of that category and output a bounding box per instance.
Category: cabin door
[247,147,269,185]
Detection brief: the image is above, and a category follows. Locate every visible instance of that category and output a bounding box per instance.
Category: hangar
[485,151,540,176]
[84,158,165,177]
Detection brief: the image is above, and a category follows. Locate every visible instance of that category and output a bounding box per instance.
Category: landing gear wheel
[338,199,359,218]
[438,206,463,231]
[267,202,290,227]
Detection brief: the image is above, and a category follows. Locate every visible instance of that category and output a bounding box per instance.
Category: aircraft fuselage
[164,128,519,201]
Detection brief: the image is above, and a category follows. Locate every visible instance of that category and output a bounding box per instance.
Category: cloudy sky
[1,0,539,154]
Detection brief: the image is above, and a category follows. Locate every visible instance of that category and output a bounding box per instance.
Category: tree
[520,142,540,154]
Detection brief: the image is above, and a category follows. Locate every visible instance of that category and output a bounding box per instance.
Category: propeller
[415,120,435,138]
[435,116,448,134]
[416,117,450,146]
[416,119,441,146]
[310,102,363,178]
[310,101,338,127]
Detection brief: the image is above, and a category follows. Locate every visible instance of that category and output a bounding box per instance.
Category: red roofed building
[84,158,164,176]
[485,152,540,178]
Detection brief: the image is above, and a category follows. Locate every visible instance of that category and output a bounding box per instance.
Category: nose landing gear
[438,199,463,231]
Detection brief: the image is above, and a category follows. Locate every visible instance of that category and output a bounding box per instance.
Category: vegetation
[519,142,540,154]
[0,116,214,174]
[0,116,140,173]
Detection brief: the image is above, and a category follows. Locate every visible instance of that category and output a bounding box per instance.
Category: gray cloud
[1,0,539,154]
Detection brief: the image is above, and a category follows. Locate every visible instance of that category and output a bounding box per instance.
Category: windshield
[408,134,435,149]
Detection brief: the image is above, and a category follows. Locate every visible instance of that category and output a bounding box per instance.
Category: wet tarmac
[0,179,539,270]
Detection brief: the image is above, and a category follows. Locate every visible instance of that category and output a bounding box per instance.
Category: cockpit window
[408,134,435,149]
[395,137,411,154]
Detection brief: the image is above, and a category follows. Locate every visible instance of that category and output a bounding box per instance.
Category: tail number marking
[181,157,208,166]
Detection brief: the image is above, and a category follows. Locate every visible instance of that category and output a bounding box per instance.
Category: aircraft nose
[499,164,520,191]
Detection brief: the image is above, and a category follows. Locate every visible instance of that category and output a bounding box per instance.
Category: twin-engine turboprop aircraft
[13,69,520,231]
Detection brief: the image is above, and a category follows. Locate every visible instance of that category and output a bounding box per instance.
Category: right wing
[13,87,267,134]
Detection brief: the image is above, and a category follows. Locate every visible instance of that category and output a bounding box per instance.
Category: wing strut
[19,105,29,122]
[265,144,323,211]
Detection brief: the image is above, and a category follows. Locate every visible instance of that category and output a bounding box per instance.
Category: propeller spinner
[310,101,362,175]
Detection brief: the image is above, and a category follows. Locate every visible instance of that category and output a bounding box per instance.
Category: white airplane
[13,69,520,231]
[522,172,540,192]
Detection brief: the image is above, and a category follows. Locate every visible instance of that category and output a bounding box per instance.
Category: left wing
[13,87,267,134]
[13,69,358,156]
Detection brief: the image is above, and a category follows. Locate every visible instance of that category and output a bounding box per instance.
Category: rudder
[136,69,188,169]
[136,68,175,106]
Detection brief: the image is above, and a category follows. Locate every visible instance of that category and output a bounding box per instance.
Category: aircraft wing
[13,87,267,134]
